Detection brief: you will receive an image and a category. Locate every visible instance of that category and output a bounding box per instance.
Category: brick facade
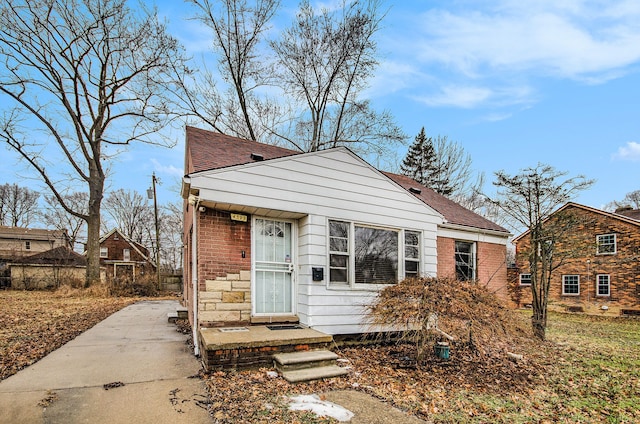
[99,230,154,281]
[511,204,640,314]
[437,236,510,303]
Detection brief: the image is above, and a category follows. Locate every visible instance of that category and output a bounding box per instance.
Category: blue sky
[2,0,639,211]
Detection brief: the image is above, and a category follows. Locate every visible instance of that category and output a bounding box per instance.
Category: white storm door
[253,218,294,315]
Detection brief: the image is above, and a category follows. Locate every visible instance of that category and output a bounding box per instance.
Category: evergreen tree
[400,128,452,195]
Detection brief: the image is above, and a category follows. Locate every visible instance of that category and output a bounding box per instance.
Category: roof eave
[439,222,511,238]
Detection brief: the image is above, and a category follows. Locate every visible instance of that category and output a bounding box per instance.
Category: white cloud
[412,84,534,109]
[612,141,640,161]
[151,158,183,177]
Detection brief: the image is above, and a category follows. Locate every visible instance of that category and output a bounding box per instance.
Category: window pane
[330,268,347,283]
[405,231,419,247]
[598,275,610,296]
[597,234,616,254]
[355,226,398,284]
[520,273,532,285]
[405,246,419,259]
[455,241,474,281]
[405,261,419,274]
[330,221,349,238]
[330,238,348,252]
[563,275,579,294]
[330,254,348,268]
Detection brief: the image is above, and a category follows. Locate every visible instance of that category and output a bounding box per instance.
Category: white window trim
[327,219,422,290]
[519,273,532,286]
[596,274,611,297]
[25,241,31,250]
[596,233,617,255]
[100,247,108,258]
[562,274,580,296]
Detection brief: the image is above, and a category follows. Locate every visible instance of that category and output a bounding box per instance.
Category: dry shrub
[53,283,111,298]
[366,277,530,361]
[108,273,158,297]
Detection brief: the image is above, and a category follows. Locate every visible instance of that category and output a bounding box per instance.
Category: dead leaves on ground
[0,291,136,380]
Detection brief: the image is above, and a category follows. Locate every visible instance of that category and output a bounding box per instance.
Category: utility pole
[148,174,161,290]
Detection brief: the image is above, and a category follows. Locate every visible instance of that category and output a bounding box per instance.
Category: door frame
[251,216,297,317]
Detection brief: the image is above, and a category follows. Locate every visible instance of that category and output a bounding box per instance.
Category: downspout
[191,197,200,357]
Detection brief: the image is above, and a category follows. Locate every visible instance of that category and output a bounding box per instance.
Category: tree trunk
[531,307,547,340]
[84,167,104,287]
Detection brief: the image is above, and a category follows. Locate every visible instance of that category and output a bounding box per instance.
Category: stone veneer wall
[199,270,251,327]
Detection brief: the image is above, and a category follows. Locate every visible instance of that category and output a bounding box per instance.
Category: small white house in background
[182,126,510,339]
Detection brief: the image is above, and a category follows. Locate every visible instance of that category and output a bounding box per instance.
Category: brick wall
[513,205,640,313]
[196,209,252,326]
[437,236,510,303]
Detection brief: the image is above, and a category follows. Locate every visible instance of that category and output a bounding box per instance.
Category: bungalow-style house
[9,246,87,289]
[98,228,155,283]
[181,126,510,355]
[510,202,640,314]
[0,226,71,261]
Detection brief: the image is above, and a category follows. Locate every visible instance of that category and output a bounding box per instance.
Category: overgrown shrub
[366,277,530,361]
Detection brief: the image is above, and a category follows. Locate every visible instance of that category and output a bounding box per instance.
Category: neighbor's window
[597,274,610,296]
[354,225,398,284]
[100,247,108,258]
[596,234,616,255]
[123,248,131,262]
[329,221,349,284]
[404,231,421,278]
[455,241,475,281]
[519,273,532,286]
[562,275,580,295]
[25,241,31,250]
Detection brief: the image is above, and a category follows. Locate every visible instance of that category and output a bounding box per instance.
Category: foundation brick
[222,291,244,303]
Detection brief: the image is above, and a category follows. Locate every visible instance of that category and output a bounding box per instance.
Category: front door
[253,218,294,315]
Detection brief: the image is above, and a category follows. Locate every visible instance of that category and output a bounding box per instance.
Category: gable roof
[12,246,86,266]
[98,228,152,263]
[185,126,300,173]
[616,208,640,221]
[184,126,509,235]
[512,202,640,243]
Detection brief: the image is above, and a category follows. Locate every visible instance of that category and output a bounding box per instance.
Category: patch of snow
[336,358,350,363]
[288,394,354,422]
[266,371,279,378]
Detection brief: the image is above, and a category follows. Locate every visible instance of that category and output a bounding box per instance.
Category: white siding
[191,148,442,334]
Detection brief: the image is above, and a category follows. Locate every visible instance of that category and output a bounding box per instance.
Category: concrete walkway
[0,300,211,424]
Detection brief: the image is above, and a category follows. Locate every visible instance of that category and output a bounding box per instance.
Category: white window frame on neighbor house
[562,274,580,295]
[328,219,421,289]
[519,273,532,286]
[123,248,131,262]
[596,234,616,255]
[25,241,31,250]
[597,274,611,297]
[100,247,108,258]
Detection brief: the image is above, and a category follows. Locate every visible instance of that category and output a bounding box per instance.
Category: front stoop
[273,350,349,383]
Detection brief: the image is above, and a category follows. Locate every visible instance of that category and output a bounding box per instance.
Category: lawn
[203,311,640,423]
[0,289,136,380]
[1,290,638,423]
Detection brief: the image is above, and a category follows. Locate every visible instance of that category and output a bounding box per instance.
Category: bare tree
[604,189,640,211]
[0,183,40,227]
[488,164,593,340]
[103,189,154,244]
[40,192,88,250]
[159,201,184,272]
[187,0,279,141]
[186,0,405,167]
[0,0,190,286]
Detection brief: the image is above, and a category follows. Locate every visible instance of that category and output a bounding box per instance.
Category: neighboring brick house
[98,228,155,283]
[182,126,511,343]
[510,202,640,314]
[0,226,71,261]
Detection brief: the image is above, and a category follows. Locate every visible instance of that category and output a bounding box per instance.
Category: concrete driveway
[0,300,211,424]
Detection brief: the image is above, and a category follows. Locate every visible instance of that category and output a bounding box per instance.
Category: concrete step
[273,350,338,372]
[280,365,349,383]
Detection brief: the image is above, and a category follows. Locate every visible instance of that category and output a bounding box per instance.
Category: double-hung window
[519,273,532,286]
[596,234,616,255]
[329,220,421,286]
[100,247,108,258]
[455,241,475,281]
[562,275,580,295]
[597,274,610,296]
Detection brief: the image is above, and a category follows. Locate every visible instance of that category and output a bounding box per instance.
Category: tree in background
[489,164,593,340]
[605,190,640,211]
[401,128,483,201]
[0,0,190,286]
[103,189,154,245]
[0,183,40,227]
[40,192,88,251]
[185,0,405,168]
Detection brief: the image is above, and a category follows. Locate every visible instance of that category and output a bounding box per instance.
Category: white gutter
[190,196,200,357]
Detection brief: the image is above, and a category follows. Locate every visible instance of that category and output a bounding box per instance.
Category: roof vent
[250,153,264,161]
[409,187,422,194]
